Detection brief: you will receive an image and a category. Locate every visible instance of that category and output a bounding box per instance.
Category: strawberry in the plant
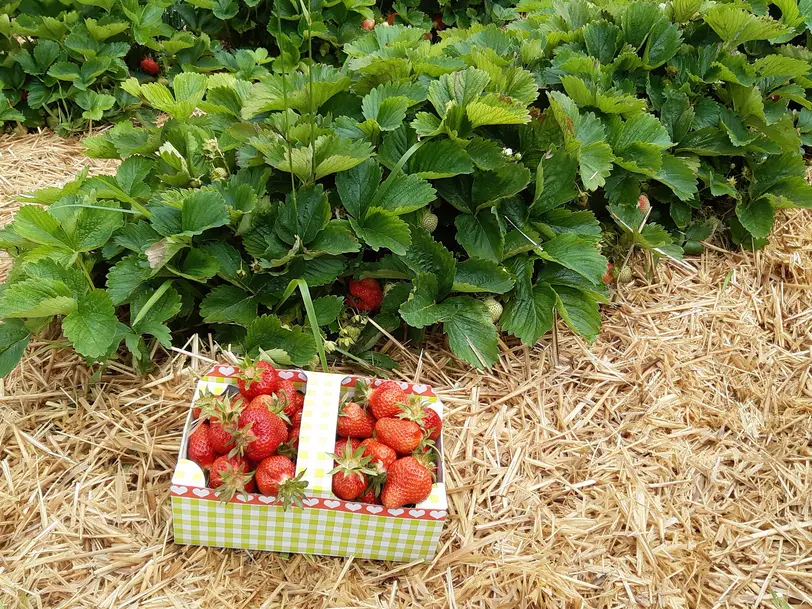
[140,57,160,76]
[421,407,442,442]
[638,193,651,213]
[329,443,375,500]
[602,263,614,285]
[359,438,397,472]
[210,454,256,502]
[238,399,288,462]
[276,379,304,418]
[346,278,383,312]
[188,422,216,468]
[380,456,433,508]
[432,14,446,30]
[361,18,375,30]
[418,208,438,233]
[237,359,279,400]
[484,298,503,323]
[386,12,396,25]
[375,417,423,455]
[255,455,308,508]
[617,265,633,283]
[424,31,432,40]
[21,90,28,102]
[366,380,407,419]
[337,401,375,438]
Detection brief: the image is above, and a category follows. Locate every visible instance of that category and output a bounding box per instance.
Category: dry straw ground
[1,131,811,609]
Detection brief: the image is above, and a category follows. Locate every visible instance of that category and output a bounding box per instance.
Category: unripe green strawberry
[418,209,438,233]
[484,297,502,323]
[617,265,633,283]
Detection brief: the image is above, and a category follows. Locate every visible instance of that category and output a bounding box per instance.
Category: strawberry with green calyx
[375,417,423,455]
[413,438,439,477]
[255,455,308,509]
[210,454,255,502]
[277,410,303,456]
[363,379,408,420]
[420,406,442,441]
[329,443,376,500]
[386,12,396,25]
[359,438,397,472]
[358,487,379,504]
[380,456,434,508]
[346,277,383,312]
[237,398,289,462]
[275,379,304,418]
[417,208,438,233]
[483,297,503,323]
[197,393,245,455]
[188,422,216,468]
[361,18,375,30]
[336,399,375,439]
[432,14,446,30]
[236,358,279,400]
[334,437,362,462]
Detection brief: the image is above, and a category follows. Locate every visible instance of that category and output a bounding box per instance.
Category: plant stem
[78,256,95,289]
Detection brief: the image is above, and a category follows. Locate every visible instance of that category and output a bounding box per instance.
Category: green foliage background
[0,0,811,375]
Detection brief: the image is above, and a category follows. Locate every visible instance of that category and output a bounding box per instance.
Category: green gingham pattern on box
[294,371,342,498]
[172,497,444,561]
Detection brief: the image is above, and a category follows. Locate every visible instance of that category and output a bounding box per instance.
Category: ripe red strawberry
[276,379,304,418]
[188,422,216,468]
[238,401,288,462]
[361,17,375,30]
[21,90,28,102]
[329,443,375,501]
[375,417,423,455]
[424,31,432,40]
[358,487,379,504]
[255,456,308,508]
[380,456,433,508]
[209,454,253,489]
[367,380,407,419]
[359,438,397,472]
[209,454,255,502]
[433,14,446,30]
[387,12,396,25]
[638,193,651,213]
[335,437,362,459]
[421,407,442,441]
[140,57,160,75]
[198,394,245,455]
[192,406,202,420]
[237,359,279,400]
[346,277,383,312]
[602,263,614,285]
[337,401,375,438]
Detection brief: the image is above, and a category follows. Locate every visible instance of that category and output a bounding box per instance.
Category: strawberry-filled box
[170,364,447,562]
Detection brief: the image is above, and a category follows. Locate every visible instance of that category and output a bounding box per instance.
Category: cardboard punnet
[170,365,447,561]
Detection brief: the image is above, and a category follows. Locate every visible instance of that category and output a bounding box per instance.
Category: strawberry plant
[1,2,812,373]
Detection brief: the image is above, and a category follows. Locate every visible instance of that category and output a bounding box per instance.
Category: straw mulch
[1,132,811,609]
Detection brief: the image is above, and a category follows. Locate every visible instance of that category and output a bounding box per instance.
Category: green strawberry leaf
[199,285,257,326]
[62,289,119,359]
[453,258,515,293]
[243,314,317,367]
[0,320,31,377]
